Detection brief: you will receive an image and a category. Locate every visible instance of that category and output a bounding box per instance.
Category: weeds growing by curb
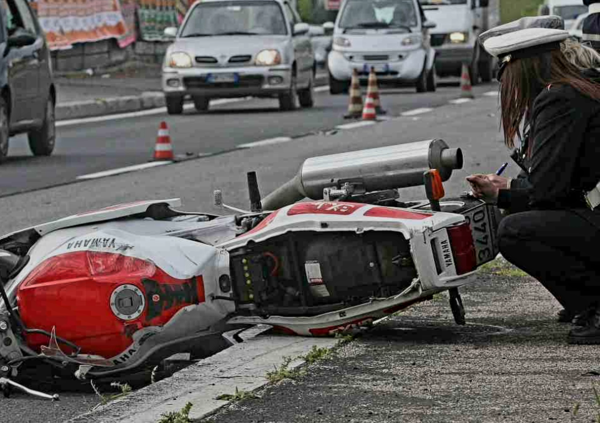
[216,387,259,402]
[158,402,193,423]
[90,381,132,409]
[266,356,304,384]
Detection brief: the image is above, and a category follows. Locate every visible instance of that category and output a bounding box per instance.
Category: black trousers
[498,209,600,312]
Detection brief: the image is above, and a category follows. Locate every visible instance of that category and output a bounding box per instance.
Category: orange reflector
[424,169,445,201]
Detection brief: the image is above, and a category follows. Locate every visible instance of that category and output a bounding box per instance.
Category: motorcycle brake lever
[0,377,59,400]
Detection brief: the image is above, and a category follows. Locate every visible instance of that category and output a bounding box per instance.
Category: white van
[539,0,588,29]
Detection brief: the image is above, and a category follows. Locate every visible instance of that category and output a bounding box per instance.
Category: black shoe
[557,308,575,323]
[572,307,596,327]
[568,310,600,344]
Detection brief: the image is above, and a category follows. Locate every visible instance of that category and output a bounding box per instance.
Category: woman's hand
[466,174,501,204]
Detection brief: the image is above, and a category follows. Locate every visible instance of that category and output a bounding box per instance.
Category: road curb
[56,74,330,122]
[56,93,166,121]
[68,328,338,423]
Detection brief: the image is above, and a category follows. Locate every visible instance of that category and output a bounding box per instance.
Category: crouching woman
[466,28,600,344]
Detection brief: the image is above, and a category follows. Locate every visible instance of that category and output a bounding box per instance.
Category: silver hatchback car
[162,0,316,114]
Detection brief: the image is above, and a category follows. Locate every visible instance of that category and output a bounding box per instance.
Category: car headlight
[333,37,351,48]
[449,32,468,44]
[401,35,422,46]
[168,52,192,68]
[255,50,282,66]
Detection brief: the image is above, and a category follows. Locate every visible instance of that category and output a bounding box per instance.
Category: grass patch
[479,259,528,278]
[500,0,544,23]
[304,345,334,364]
[158,402,193,423]
[216,387,258,402]
[91,381,132,408]
[266,356,304,384]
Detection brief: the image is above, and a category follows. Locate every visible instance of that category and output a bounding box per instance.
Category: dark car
[0,0,55,162]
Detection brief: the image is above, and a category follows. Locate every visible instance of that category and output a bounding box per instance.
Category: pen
[496,162,509,176]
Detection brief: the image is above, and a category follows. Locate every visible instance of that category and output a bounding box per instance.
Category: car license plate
[361,64,390,74]
[207,73,238,83]
[461,202,501,266]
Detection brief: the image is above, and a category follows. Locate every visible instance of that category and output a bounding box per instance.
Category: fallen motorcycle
[0,139,501,398]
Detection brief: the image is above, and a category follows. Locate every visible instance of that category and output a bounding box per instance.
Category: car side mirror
[293,23,310,36]
[323,21,335,35]
[423,20,436,29]
[164,27,178,38]
[7,31,37,49]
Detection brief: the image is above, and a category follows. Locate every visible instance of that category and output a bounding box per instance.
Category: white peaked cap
[483,28,570,59]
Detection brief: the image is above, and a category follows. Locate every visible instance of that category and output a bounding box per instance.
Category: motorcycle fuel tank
[15,225,233,361]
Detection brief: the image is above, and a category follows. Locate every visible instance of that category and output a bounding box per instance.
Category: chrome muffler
[262,139,463,211]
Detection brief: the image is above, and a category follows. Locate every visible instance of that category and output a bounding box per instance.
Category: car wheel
[28,96,55,157]
[0,98,8,163]
[329,72,348,95]
[279,73,299,111]
[415,62,428,93]
[193,96,210,112]
[426,64,437,92]
[166,95,184,115]
[298,74,315,108]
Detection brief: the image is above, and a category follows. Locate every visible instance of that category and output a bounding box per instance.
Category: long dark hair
[500,49,600,149]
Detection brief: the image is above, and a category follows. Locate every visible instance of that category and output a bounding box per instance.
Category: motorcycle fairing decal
[363,207,432,220]
[143,276,206,321]
[238,210,280,238]
[287,202,366,216]
[309,317,374,336]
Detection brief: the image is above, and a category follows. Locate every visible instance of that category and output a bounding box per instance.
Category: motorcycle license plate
[207,73,238,83]
[461,203,500,266]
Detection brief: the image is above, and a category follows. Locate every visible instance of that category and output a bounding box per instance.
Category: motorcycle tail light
[447,222,476,275]
[87,252,155,278]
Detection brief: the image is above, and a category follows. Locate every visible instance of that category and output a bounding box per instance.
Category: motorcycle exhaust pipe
[262,139,463,211]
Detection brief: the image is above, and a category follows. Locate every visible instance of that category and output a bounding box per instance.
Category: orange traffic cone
[344,69,363,119]
[154,121,174,161]
[367,67,386,115]
[460,63,474,99]
[362,91,377,121]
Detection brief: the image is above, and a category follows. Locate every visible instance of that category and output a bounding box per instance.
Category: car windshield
[418,0,467,5]
[339,0,419,30]
[553,5,588,20]
[180,1,288,37]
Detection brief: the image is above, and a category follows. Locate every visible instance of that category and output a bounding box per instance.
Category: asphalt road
[0,82,510,423]
[0,81,497,198]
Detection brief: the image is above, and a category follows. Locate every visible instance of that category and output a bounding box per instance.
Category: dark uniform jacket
[497,82,600,227]
[583,0,600,50]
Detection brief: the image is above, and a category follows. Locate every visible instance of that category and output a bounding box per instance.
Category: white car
[162,0,316,114]
[327,0,437,94]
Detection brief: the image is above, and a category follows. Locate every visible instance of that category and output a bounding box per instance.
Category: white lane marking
[336,121,376,130]
[484,91,499,97]
[76,161,172,180]
[57,98,249,127]
[401,107,433,117]
[315,85,330,93]
[238,137,293,148]
[449,98,472,104]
